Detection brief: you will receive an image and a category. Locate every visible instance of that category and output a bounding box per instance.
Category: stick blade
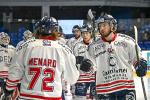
[88,9,94,20]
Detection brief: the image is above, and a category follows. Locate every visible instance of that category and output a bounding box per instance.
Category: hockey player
[16,30,33,50]
[85,14,147,100]
[66,25,82,50]
[5,16,79,100]
[73,25,96,100]
[66,25,82,98]
[0,32,16,99]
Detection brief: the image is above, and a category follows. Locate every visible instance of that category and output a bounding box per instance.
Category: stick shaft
[134,26,147,100]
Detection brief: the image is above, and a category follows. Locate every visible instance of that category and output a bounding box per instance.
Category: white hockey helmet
[23,30,33,41]
[0,32,10,46]
[81,24,92,34]
[96,13,117,31]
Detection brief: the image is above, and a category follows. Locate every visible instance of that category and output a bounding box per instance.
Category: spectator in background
[141,29,150,41]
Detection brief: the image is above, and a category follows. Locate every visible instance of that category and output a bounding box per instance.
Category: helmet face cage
[34,16,59,35]
[0,32,10,46]
[23,30,33,41]
[96,14,117,31]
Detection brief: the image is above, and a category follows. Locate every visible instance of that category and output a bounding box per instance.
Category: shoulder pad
[16,39,36,51]
[58,41,73,54]
[8,45,16,50]
[117,33,135,42]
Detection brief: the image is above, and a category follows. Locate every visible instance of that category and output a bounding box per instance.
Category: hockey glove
[76,56,84,64]
[80,59,93,72]
[1,88,13,100]
[135,59,147,77]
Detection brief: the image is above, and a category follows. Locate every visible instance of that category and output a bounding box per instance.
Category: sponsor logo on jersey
[102,68,128,82]
[114,41,127,47]
[0,49,8,53]
[0,56,11,63]
[95,50,106,58]
[17,39,35,51]
[77,45,87,55]
[43,40,51,46]
[94,43,105,51]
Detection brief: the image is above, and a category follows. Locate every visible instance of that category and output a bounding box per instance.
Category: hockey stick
[87,9,97,97]
[134,25,147,100]
[88,9,96,41]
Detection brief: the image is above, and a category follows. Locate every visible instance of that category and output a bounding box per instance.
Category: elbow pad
[135,59,147,77]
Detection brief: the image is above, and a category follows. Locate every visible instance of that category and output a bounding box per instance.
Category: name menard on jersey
[28,57,56,68]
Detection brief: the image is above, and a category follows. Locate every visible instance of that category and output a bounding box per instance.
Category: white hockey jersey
[66,37,82,50]
[86,33,142,94]
[6,38,79,100]
[0,45,15,79]
[57,37,67,44]
[73,41,95,83]
[16,37,35,50]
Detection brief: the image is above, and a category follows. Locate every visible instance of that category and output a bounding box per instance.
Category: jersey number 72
[28,67,55,92]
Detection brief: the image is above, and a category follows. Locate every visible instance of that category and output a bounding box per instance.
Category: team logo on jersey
[107,45,114,53]
[43,40,51,46]
[108,55,118,67]
[107,48,114,53]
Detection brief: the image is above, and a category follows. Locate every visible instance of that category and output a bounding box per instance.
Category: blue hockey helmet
[34,16,58,35]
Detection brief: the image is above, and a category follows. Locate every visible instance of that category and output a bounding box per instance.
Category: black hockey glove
[76,56,84,64]
[135,59,147,77]
[80,59,93,72]
[1,88,13,100]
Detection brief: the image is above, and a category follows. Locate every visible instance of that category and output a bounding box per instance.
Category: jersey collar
[102,32,117,43]
[40,36,56,40]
